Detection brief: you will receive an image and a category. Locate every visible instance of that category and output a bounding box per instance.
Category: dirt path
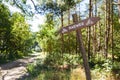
[0,52,46,80]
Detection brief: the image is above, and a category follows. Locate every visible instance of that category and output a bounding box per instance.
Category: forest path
[0,52,46,80]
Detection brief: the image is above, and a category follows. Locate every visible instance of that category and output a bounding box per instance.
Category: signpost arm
[72,14,91,80]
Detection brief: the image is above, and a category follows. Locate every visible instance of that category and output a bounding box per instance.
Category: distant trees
[0,4,33,62]
[0,4,11,61]
[1,0,120,73]
[36,13,59,53]
[2,0,119,79]
[9,12,33,57]
[35,0,120,63]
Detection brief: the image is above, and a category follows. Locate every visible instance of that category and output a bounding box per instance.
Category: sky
[27,14,45,32]
[3,0,89,32]
[3,0,45,32]
[26,0,46,32]
[27,0,45,32]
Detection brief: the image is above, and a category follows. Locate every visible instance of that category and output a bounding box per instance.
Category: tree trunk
[68,8,71,54]
[98,12,101,52]
[111,0,114,61]
[104,0,109,58]
[92,0,97,56]
[61,12,64,54]
[88,0,92,59]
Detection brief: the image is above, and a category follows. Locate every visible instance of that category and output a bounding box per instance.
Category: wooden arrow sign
[58,17,100,34]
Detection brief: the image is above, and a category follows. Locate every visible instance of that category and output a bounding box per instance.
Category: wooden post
[58,14,100,80]
[72,14,91,80]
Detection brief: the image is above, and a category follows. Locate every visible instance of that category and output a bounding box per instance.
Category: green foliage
[111,62,120,80]
[26,61,70,80]
[37,14,62,53]
[44,52,82,69]
[9,12,33,58]
[38,0,77,15]
[89,55,120,80]
[44,52,63,66]
[0,3,12,61]
[112,61,120,73]
[0,4,34,63]
[112,13,120,59]
[22,0,27,4]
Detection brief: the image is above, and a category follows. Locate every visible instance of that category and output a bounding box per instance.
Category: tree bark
[111,0,114,61]
[68,8,71,54]
[61,12,64,54]
[98,12,101,52]
[88,0,92,59]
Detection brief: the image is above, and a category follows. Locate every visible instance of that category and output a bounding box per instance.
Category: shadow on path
[0,52,43,80]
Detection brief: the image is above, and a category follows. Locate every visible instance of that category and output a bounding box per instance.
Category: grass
[24,53,120,80]
[25,64,86,80]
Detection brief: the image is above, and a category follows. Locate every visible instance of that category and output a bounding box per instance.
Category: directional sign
[58,17,100,34]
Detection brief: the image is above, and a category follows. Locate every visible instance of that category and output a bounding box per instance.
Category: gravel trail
[0,52,46,80]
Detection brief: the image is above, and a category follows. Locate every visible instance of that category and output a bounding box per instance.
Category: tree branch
[112,2,120,5]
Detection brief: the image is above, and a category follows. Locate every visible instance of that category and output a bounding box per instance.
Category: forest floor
[0,52,119,80]
[0,52,46,80]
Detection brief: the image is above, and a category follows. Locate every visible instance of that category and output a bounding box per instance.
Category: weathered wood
[58,17,100,34]
[77,30,91,80]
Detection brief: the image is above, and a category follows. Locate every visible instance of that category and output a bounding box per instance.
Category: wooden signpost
[58,16,100,34]
[58,14,100,80]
